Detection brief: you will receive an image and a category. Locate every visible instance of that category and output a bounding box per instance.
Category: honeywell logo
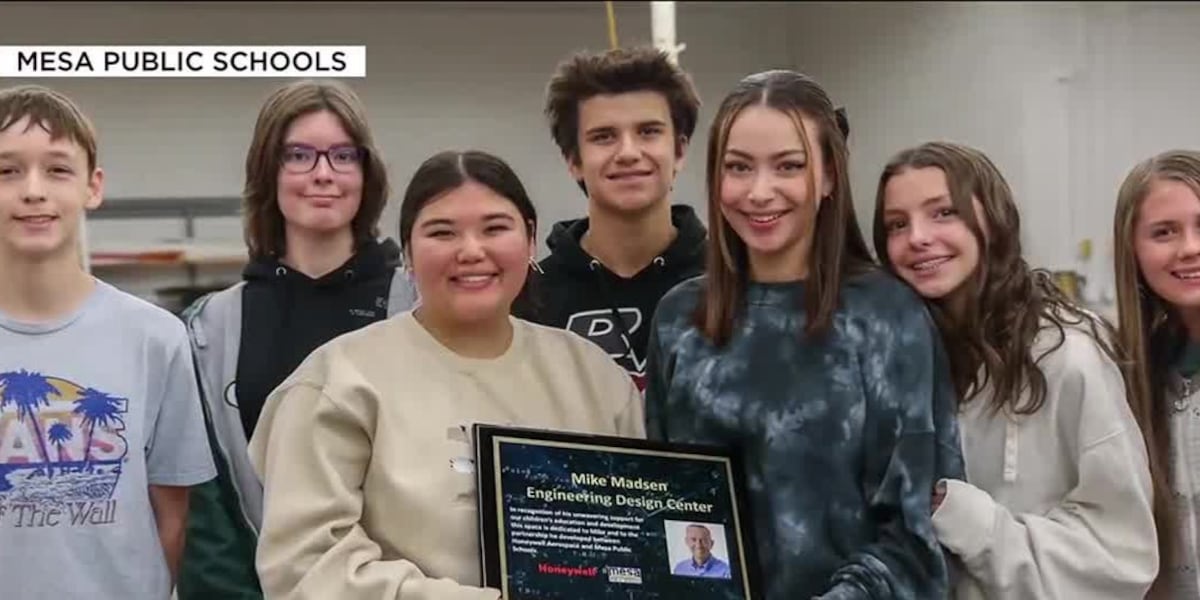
[537,563,599,578]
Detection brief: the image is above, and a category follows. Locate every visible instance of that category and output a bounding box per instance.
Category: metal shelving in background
[83,196,247,313]
[84,196,246,272]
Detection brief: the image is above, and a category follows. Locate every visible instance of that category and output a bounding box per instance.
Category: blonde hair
[1113,149,1200,592]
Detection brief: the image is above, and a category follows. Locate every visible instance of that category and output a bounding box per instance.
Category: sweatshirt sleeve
[818,300,952,599]
[615,377,647,439]
[248,381,500,600]
[930,335,1158,598]
[643,312,672,443]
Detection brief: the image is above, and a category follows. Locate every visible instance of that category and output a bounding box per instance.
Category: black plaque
[475,425,760,599]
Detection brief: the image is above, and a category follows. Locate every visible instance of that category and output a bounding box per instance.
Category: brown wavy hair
[873,141,1122,414]
[1114,149,1200,591]
[697,70,873,345]
[243,79,389,259]
[544,45,700,164]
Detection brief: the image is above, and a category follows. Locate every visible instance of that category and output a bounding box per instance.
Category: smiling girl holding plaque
[644,71,964,599]
[248,150,643,600]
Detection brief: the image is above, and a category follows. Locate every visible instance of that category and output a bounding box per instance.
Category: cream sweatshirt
[931,322,1158,599]
[1165,368,1200,596]
[248,312,645,600]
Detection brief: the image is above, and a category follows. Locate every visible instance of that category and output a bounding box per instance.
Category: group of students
[0,43,1198,600]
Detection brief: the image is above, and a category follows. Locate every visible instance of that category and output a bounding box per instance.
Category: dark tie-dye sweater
[645,270,964,599]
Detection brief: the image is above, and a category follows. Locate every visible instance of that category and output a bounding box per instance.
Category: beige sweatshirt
[931,323,1158,599]
[248,312,645,600]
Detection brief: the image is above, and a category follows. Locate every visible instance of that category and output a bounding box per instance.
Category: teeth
[457,275,493,283]
[913,257,950,272]
[1175,271,1200,280]
[748,213,783,224]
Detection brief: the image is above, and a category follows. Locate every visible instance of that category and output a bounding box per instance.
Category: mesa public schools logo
[606,566,643,585]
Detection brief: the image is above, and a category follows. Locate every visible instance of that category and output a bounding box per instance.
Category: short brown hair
[0,84,99,171]
[545,46,700,163]
[243,79,388,259]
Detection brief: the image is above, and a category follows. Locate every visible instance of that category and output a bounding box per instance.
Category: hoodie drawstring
[589,259,639,362]
[1002,415,1019,483]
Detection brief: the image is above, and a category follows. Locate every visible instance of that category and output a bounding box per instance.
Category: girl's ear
[527,220,538,257]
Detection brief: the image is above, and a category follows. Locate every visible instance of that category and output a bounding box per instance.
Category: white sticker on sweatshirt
[449,457,475,474]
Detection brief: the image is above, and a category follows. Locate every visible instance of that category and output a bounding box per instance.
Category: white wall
[787,1,1200,314]
[0,1,794,303]
[1068,2,1200,307]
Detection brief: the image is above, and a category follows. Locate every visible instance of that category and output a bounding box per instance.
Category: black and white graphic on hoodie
[519,205,707,392]
[565,306,645,378]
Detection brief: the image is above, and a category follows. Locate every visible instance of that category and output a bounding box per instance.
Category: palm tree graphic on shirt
[0,370,57,478]
[0,369,129,502]
[47,423,73,475]
[73,387,126,473]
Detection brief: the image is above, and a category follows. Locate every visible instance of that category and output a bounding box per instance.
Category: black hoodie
[517,204,707,391]
[235,238,402,438]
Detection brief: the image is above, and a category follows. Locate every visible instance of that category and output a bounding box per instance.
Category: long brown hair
[243,79,389,259]
[1114,149,1200,587]
[697,70,873,345]
[873,142,1121,413]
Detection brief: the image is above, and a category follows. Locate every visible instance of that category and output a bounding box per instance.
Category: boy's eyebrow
[583,118,669,136]
[0,149,78,161]
[44,149,77,161]
[634,118,669,128]
[583,125,616,136]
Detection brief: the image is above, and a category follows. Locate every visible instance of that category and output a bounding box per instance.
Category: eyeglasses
[280,143,364,174]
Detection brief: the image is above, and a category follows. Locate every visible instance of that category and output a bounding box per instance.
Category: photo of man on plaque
[666,521,732,580]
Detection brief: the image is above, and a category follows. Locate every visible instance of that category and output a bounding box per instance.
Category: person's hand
[931,479,948,514]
